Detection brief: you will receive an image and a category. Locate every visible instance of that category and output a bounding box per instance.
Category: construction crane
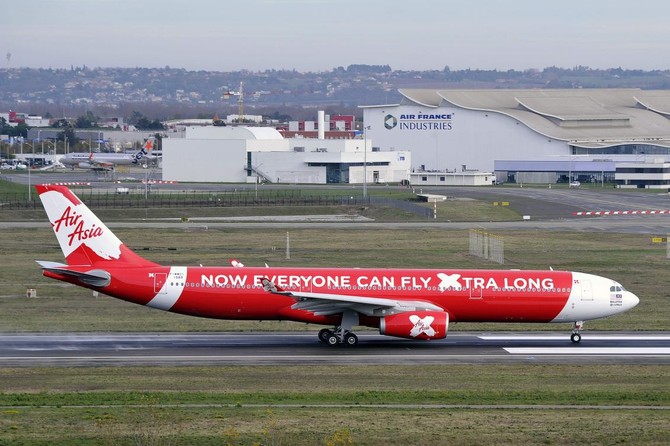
[221,81,244,124]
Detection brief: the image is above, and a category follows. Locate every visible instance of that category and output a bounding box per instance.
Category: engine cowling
[379,311,449,340]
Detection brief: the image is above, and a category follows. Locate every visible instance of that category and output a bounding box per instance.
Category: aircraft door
[580,279,593,301]
[469,286,483,300]
[153,273,168,294]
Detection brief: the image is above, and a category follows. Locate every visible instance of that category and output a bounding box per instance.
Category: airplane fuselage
[60,152,137,166]
[44,265,637,326]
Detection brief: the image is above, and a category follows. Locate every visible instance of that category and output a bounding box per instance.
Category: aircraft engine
[379,311,448,340]
[78,162,93,169]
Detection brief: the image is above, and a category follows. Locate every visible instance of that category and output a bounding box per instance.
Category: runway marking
[505,347,670,355]
[481,335,670,341]
[2,355,493,361]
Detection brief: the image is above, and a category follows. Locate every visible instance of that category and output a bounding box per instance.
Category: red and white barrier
[573,210,670,216]
[44,182,92,186]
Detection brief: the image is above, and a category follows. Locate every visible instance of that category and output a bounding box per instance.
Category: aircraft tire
[344,333,359,346]
[327,334,339,346]
[571,333,582,343]
[318,329,332,343]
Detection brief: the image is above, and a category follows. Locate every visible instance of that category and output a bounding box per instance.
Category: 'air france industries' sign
[384,113,453,131]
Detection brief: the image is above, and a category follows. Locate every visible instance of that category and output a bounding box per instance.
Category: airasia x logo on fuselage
[52,206,103,247]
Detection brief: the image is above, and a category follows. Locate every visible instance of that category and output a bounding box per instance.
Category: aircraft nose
[625,292,640,310]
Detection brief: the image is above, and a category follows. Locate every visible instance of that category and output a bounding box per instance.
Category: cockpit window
[610,284,626,292]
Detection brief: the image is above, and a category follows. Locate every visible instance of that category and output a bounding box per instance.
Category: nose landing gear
[571,321,584,343]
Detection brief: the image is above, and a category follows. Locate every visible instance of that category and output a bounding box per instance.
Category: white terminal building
[363,89,670,188]
[162,112,410,184]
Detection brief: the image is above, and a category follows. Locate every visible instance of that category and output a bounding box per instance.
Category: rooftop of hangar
[184,125,284,140]
[394,88,670,148]
[634,92,670,117]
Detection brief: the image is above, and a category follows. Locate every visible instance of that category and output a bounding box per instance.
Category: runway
[1,332,669,366]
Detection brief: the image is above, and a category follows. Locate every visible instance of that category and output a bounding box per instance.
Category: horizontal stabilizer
[36,260,111,287]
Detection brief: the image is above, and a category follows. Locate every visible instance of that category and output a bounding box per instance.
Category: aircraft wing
[262,278,443,316]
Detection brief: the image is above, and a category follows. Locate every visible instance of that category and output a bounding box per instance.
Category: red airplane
[35,184,639,346]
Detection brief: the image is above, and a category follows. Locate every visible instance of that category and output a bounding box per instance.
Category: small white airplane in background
[60,138,156,171]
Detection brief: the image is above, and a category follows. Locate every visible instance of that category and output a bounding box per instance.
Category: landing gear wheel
[571,332,582,344]
[318,329,333,344]
[344,333,359,346]
[327,334,339,346]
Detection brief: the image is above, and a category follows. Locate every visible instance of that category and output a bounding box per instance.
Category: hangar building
[162,124,410,184]
[362,89,670,187]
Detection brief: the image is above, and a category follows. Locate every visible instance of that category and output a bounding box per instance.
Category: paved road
[2,332,668,366]
[424,186,670,220]
[5,172,670,232]
[1,218,668,234]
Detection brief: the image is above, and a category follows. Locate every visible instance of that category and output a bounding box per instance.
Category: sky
[4,0,670,72]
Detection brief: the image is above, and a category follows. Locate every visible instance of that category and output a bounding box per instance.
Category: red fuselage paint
[50,265,573,326]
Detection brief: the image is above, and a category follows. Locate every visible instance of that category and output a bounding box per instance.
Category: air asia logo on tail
[52,206,103,247]
[409,315,436,337]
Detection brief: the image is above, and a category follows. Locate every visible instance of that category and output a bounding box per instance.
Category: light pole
[81,140,91,155]
[43,140,56,167]
[23,141,34,201]
[43,140,56,154]
[363,125,370,198]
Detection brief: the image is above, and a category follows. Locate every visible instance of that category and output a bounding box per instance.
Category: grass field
[0,225,667,332]
[1,365,669,445]
[1,182,669,445]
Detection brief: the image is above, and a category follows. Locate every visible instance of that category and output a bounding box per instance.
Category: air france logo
[384,114,397,129]
[387,112,453,131]
[409,315,436,338]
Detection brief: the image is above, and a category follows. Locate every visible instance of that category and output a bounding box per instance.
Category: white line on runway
[481,335,670,341]
[505,348,670,355]
[1,355,479,360]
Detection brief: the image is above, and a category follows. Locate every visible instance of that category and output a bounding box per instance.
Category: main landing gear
[319,310,360,346]
[318,328,359,346]
[571,321,584,344]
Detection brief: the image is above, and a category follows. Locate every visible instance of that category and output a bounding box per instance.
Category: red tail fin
[36,184,156,267]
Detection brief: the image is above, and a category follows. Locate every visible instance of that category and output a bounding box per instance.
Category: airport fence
[0,190,434,218]
[469,229,505,264]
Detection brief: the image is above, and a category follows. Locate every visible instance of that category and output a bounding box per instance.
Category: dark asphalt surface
[1,332,669,366]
